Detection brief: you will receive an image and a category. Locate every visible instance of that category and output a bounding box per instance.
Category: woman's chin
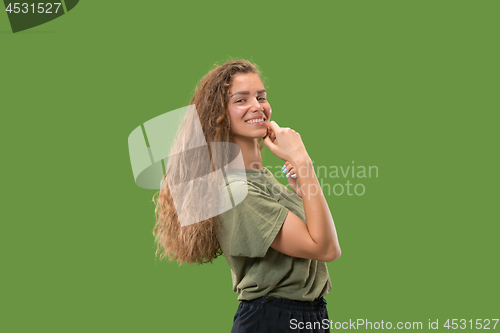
[255,132,267,139]
[232,132,266,141]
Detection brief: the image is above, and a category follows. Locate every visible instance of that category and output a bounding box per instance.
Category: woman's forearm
[291,155,341,260]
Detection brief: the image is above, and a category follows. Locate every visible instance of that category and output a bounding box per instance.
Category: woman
[153,59,341,332]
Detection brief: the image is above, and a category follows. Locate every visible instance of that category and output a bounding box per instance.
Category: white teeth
[246,118,265,124]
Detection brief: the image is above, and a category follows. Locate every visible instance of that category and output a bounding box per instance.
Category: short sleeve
[218,180,289,258]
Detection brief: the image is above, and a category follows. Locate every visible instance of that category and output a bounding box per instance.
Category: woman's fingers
[265,127,278,144]
[283,161,297,178]
[268,121,280,142]
[270,128,276,142]
[268,120,281,133]
[263,120,309,162]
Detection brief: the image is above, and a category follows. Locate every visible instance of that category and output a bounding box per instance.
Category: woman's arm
[264,121,341,262]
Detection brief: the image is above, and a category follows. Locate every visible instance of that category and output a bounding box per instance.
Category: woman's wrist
[290,154,312,170]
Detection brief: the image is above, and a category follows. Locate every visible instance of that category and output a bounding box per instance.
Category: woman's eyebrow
[230,89,266,98]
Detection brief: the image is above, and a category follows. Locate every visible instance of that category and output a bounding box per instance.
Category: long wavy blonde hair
[152,59,265,265]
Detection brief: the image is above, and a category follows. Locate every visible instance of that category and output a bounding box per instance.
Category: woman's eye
[258,97,266,101]
[236,99,245,103]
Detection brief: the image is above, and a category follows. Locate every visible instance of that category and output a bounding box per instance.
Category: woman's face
[227,73,271,140]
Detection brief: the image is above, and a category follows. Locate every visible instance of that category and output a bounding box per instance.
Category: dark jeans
[231,296,330,333]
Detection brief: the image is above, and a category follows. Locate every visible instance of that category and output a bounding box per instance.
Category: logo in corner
[3,0,79,33]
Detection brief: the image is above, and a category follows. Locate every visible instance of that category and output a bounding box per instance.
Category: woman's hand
[283,161,302,198]
[263,121,309,164]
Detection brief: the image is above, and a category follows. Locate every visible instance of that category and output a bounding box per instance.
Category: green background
[1,1,498,332]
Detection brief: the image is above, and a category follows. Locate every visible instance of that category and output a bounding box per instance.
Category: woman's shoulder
[222,169,269,192]
[217,171,279,220]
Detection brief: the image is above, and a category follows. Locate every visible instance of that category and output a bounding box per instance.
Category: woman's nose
[250,97,262,110]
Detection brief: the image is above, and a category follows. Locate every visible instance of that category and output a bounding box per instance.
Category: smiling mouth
[245,118,266,124]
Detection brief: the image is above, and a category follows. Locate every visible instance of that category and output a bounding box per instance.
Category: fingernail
[282,165,287,170]
[283,169,287,174]
[291,174,296,178]
[286,172,290,178]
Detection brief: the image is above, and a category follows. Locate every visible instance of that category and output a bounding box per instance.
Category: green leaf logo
[3,0,78,33]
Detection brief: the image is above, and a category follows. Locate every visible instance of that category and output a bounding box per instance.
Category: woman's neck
[231,136,264,170]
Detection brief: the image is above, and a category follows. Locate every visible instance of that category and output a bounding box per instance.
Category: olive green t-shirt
[217,167,332,301]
